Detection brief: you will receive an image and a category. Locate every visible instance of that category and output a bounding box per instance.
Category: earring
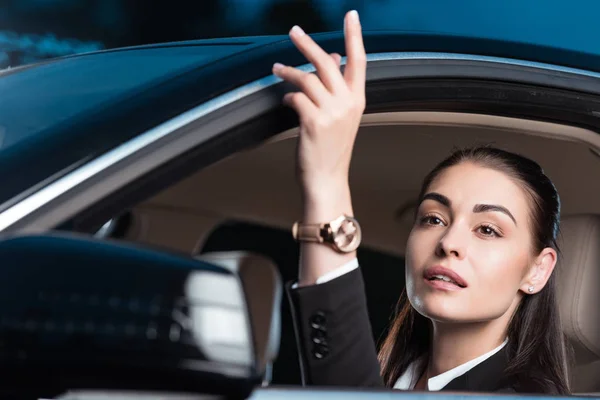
[528,285,534,293]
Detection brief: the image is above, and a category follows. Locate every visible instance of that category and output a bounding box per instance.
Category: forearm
[288,267,385,387]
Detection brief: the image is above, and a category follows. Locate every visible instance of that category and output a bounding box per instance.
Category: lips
[423,266,468,289]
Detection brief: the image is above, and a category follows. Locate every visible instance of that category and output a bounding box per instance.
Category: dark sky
[0,0,362,67]
[2,0,599,69]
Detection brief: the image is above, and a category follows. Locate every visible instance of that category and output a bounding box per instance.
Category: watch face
[332,217,361,252]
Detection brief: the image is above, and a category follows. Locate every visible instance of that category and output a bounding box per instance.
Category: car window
[199,220,405,385]
[0,45,244,150]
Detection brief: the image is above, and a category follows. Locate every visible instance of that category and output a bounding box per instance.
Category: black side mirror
[195,252,282,386]
[0,233,275,399]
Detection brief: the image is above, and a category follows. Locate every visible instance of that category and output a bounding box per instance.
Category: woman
[273,11,570,394]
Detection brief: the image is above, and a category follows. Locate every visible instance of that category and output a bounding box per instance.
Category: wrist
[302,183,353,223]
[301,174,349,199]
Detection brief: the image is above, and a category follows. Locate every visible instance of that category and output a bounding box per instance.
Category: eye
[476,224,502,238]
[420,214,446,227]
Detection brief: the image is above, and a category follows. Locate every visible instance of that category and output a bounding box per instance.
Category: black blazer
[286,267,516,393]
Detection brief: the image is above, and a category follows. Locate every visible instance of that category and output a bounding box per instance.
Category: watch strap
[292,222,327,243]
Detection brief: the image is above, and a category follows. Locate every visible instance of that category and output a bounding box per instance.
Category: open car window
[198,220,405,385]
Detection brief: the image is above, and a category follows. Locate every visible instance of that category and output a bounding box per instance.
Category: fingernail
[349,10,360,24]
[272,63,285,74]
[290,25,305,37]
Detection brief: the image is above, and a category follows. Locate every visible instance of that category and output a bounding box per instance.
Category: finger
[273,63,331,106]
[283,91,319,121]
[289,25,347,93]
[315,53,342,90]
[343,10,367,93]
[331,53,342,69]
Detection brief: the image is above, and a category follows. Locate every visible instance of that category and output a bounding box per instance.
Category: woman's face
[405,162,539,323]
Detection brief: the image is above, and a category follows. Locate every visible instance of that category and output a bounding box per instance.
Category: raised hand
[273,11,367,285]
[273,10,366,206]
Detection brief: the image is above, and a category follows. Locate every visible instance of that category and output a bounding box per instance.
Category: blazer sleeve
[286,267,385,387]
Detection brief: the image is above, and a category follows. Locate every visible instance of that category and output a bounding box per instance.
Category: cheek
[460,244,530,319]
[405,230,425,274]
[455,242,531,321]
[404,229,436,299]
[473,243,528,290]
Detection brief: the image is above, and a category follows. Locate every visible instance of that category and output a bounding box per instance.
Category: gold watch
[292,214,362,253]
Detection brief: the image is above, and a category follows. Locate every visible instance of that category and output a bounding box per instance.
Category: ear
[520,247,557,294]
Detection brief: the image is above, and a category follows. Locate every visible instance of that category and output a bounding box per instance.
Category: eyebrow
[420,192,517,225]
[421,192,451,208]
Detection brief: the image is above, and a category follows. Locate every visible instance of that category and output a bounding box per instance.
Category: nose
[436,221,468,260]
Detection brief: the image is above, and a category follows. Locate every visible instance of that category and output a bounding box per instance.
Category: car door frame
[3,49,600,235]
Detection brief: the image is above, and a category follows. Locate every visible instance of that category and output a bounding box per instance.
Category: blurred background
[2,0,598,70]
[5,0,357,68]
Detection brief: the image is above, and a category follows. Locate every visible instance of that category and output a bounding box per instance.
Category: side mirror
[0,233,279,399]
[195,252,282,385]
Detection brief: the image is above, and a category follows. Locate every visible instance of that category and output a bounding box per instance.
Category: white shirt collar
[393,338,508,391]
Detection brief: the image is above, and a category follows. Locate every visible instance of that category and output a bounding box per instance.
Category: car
[0,12,599,400]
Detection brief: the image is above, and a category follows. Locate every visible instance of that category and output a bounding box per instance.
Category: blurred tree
[0,0,125,46]
[0,0,359,66]
[121,1,225,46]
[263,0,328,34]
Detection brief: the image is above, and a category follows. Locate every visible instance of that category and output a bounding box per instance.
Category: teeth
[432,274,457,284]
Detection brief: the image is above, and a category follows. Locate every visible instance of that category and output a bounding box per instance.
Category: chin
[411,294,469,322]
[407,275,478,322]
[410,292,511,324]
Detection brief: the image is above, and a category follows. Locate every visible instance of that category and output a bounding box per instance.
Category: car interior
[98,111,600,395]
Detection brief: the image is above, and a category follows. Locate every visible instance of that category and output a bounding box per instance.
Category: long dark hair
[378,146,570,394]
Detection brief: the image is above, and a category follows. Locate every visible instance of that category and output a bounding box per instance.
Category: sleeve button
[311,328,327,345]
[312,344,330,359]
[310,311,327,329]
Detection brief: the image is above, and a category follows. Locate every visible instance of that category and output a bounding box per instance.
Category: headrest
[556,214,600,358]
[194,251,282,383]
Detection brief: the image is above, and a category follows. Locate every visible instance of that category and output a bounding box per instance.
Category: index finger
[343,10,367,93]
[289,26,347,93]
